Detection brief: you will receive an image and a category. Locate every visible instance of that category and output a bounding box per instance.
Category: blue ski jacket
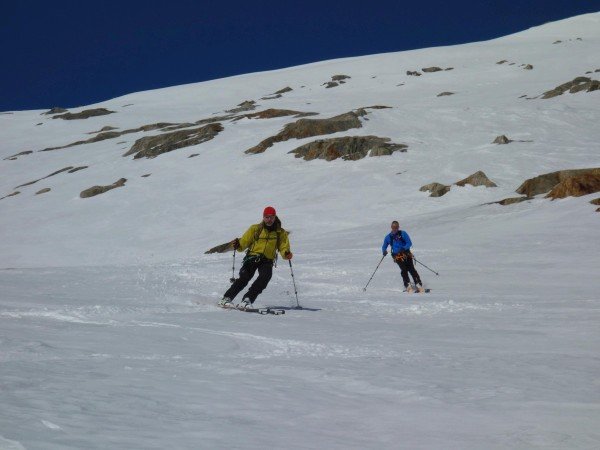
[382,230,412,255]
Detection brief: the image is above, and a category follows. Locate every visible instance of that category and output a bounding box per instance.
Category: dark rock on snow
[245,110,366,154]
[80,178,127,198]
[52,108,115,120]
[289,136,407,161]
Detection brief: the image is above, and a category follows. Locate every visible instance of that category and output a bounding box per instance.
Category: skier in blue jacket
[382,221,424,293]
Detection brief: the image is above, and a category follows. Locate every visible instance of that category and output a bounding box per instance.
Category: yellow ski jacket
[238,220,290,261]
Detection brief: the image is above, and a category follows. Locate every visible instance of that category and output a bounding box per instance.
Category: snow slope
[0,12,599,450]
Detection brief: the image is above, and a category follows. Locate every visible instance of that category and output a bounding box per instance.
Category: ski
[218,303,285,315]
[402,288,431,293]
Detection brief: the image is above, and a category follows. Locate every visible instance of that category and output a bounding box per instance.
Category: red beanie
[263,206,276,216]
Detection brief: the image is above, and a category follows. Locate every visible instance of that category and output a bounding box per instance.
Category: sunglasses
[263,215,275,219]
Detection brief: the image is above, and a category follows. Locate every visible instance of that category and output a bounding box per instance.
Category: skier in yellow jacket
[220,206,292,308]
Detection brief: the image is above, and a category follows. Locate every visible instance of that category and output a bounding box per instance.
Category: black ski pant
[393,253,422,287]
[224,257,273,303]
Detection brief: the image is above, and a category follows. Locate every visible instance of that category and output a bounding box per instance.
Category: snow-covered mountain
[0,13,599,450]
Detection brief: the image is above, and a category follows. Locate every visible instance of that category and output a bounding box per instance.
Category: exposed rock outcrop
[489,196,533,206]
[234,109,318,121]
[123,123,224,159]
[68,166,88,173]
[407,71,421,76]
[545,173,600,199]
[591,198,600,206]
[15,167,74,188]
[541,77,600,99]
[4,151,32,160]
[437,92,455,97]
[422,67,443,73]
[52,108,116,120]
[523,64,534,70]
[274,87,293,94]
[226,101,256,113]
[42,107,68,115]
[41,122,175,151]
[35,188,51,195]
[516,168,600,197]
[493,135,512,144]
[322,75,351,88]
[455,171,497,188]
[245,110,366,154]
[80,178,127,198]
[332,75,351,81]
[421,171,497,197]
[88,126,118,134]
[205,241,235,254]
[289,136,407,161]
[420,183,450,197]
[0,191,20,200]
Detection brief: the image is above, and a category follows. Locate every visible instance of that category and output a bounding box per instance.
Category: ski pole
[413,256,439,276]
[288,259,301,309]
[230,249,236,283]
[363,254,386,291]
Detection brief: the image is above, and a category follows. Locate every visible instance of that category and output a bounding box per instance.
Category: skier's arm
[382,235,390,255]
[402,231,413,250]
[278,230,291,257]
[238,225,256,251]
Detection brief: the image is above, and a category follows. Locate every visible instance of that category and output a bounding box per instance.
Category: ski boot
[219,297,233,306]
[416,284,425,294]
[405,285,415,293]
[238,298,252,310]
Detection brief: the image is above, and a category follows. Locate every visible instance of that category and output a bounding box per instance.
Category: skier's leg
[224,262,257,300]
[244,260,273,303]
[396,259,411,287]
[407,257,422,285]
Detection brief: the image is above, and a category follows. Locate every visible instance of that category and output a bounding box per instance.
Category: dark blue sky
[1,0,597,111]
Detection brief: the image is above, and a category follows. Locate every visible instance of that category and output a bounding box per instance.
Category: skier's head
[391,221,399,231]
[263,206,276,226]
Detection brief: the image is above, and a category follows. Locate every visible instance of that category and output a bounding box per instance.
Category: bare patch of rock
[88,126,119,134]
[489,196,534,206]
[420,183,450,197]
[0,191,20,200]
[52,108,116,120]
[226,101,256,113]
[80,178,127,198]
[541,76,600,99]
[516,168,600,197]
[124,123,224,159]
[4,151,33,161]
[245,110,366,154]
[289,136,407,161]
[35,188,51,195]
[437,92,455,97]
[205,241,235,254]
[421,171,497,197]
[234,109,318,121]
[42,107,68,115]
[422,67,443,73]
[15,167,74,188]
[545,173,600,199]
[455,171,497,188]
[493,135,512,144]
[68,166,88,173]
